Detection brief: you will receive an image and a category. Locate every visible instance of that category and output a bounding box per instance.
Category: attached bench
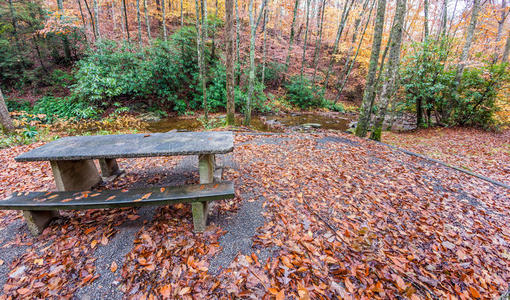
[9,131,235,235]
[1,182,234,235]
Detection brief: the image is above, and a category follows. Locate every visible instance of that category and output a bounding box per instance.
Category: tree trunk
[453,0,480,91]
[311,0,326,84]
[336,0,375,101]
[323,0,356,88]
[8,0,25,65]
[440,0,447,36]
[262,7,268,84]
[423,0,429,41]
[181,0,184,27]
[195,0,208,122]
[355,0,387,137]
[83,0,97,39]
[77,0,90,39]
[93,0,101,39]
[122,0,130,41]
[235,0,241,84]
[163,0,167,41]
[137,0,143,47]
[336,0,371,91]
[144,0,152,42]
[245,0,267,125]
[0,88,15,134]
[370,0,406,141]
[225,0,235,124]
[57,0,72,61]
[493,0,508,62]
[503,30,510,63]
[33,36,49,73]
[283,0,300,81]
[300,0,312,78]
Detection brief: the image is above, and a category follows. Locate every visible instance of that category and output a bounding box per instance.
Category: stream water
[146,113,356,133]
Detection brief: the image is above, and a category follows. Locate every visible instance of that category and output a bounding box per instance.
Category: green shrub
[452,63,509,128]
[285,76,325,109]
[0,39,33,89]
[51,69,75,89]
[6,99,32,112]
[73,40,151,102]
[259,62,285,87]
[323,100,345,112]
[400,38,509,129]
[32,96,99,122]
[206,62,227,111]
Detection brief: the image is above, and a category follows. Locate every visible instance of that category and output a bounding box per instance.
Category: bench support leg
[191,201,209,232]
[24,160,101,236]
[50,160,102,191]
[23,210,59,235]
[199,154,215,184]
[195,154,215,232]
[99,158,123,178]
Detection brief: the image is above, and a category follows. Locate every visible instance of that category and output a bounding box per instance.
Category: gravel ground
[0,133,507,298]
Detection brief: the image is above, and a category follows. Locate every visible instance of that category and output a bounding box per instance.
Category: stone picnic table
[6,131,235,234]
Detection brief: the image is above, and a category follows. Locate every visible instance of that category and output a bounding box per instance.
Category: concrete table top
[15,131,234,162]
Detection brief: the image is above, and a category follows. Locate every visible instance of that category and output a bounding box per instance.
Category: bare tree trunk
[195,0,208,122]
[8,0,23,56]
[225,0,235,124]
[235,0,242,84]
[300,0,312,78]
[336,0,371,90]
[440,0,447,36]
[77,0,90,40]
[283,0,300,81]
[261,7,268,84]
[137,0,143,47]
[493,0,509,62]
[83,0,97,40]
[503,30,510,63]
[93,0,101,39]
[311,0,326,84]
[144,0,152,42]
[181,0,184,27]
[323,0,355,88]
[423,0,429,40]
[453,0,480,91]
[0,88,15,134]
[245,0,267,125]
[371,0,406,141]
[122,0,131,41]
[336,0,375,101]
[57,0,72,61]
[355,0,387,137]
[163,0,167,40]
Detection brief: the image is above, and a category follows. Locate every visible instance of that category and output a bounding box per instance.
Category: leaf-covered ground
[0,131,508,299]
[383,128,510,185]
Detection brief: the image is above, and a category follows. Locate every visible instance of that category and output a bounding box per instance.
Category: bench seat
[1,182,234,235]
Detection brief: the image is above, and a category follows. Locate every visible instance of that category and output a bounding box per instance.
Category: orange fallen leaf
[276,290,285,300]
[110,261,118,272]
[469,286,481,298]
[178,286,191,295]
[160,284,172,298]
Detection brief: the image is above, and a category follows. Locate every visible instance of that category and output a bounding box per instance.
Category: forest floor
[0,128,508,299]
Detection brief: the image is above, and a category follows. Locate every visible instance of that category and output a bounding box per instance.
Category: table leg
[23,160,102,235]
[99,158,123,178]
[198,154,215,184]
[193,154,215,232]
